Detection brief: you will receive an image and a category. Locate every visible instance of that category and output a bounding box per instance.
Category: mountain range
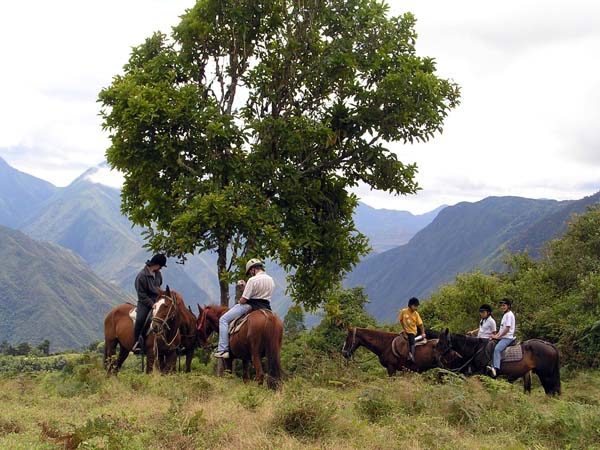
[345,192,600,321]
[0,156,442,346]
[0,225,129,350]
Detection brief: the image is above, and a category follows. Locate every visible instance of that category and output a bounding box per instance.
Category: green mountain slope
[346,195,600,322]
[0,225,130,350]
[0,156,57,228]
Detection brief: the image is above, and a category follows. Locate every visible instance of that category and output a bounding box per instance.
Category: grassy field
[1,353,600,450]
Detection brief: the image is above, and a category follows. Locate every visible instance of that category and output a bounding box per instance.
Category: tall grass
[0,353,599,449]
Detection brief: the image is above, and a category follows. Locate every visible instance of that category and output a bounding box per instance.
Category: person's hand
[239,297,247,304]
[467,330,474,336]
[491,334,499,340]
[421,333,426,339]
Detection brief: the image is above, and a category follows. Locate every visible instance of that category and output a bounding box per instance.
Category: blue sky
[1,0,599,213]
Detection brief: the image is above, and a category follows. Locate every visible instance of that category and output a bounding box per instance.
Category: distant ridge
[346,193,600,322]
[0,225,130,350]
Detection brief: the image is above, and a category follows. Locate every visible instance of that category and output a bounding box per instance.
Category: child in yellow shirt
[398,297,426,362]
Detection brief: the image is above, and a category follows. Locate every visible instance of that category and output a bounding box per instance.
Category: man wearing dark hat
[132,254,167,353]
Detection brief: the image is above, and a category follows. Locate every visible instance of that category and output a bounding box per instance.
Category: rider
[213,258,275,359]
[132,253,167,353]
[398,297,426,362]
[487,298,516,378]
[467,304,497,338]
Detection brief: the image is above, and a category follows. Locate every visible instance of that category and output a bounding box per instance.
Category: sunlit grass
[0,353,599,449]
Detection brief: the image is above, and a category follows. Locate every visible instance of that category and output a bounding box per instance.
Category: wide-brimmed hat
[146,254,167,268]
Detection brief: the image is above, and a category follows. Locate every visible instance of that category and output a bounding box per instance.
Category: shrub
[354,387,397,422]
[273,385,336,440]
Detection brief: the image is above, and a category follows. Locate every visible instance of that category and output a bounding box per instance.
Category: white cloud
[1,0,599,212]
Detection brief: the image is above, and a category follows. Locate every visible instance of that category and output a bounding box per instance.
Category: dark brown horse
[104,303,156,375]
[341,327,460,375]
[434,330,561,395]
[151,288,198,373]
[196,305,283,389]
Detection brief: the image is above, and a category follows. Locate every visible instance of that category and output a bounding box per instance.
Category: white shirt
[477,317,497,339]
[242,271,275,302]
[500,311,516,339]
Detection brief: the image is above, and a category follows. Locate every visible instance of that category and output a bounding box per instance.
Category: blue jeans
[217,303,252,352]
[493,337,514,370]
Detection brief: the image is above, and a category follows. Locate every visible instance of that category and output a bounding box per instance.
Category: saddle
[486,339,523,364]
[229,309,272,336]
[128,306,153,337]
[391,334,427,359]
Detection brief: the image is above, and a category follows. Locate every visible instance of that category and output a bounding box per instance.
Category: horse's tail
[265,314,283,390]
[531,339,561,395]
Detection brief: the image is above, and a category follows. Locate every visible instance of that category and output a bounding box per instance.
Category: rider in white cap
[213,258,275,359]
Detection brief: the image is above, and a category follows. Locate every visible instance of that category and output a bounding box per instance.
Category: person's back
[398,297,425,362]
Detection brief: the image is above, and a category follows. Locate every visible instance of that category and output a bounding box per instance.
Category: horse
[341,327,461,375]
[151,287,198,373]
[103,303,156,375]
[434,329,561,395]
[196,304,283,389]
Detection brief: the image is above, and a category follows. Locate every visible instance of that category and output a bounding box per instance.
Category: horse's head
[196,305,221,349]
[342,327,360,359]
[433,328,455,365]
[151,287,178,334]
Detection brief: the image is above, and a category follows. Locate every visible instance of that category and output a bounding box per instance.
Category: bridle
[152,294,178,336]
[342,327,358,357]
[196,307,216,350]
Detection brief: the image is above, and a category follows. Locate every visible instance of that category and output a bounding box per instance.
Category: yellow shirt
[398,308,423,335]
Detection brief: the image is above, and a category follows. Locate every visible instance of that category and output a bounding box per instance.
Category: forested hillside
[0,225,129,350]
[347,194,600,322]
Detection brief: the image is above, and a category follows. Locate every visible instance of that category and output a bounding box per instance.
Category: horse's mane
[355,327,399,338]
[205,304,229,316]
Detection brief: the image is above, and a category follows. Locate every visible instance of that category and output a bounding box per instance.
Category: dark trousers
[406,333,416,360]
[133,302,152,344]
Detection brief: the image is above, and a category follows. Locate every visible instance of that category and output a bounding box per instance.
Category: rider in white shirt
[467,304,497,339]
[487,298,516,377]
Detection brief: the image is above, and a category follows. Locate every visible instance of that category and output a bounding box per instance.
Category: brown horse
[103,303,156,375]
[196,305,283,389]
[434,330,561,395]
[341,327,461,375]
[151,287,198,373]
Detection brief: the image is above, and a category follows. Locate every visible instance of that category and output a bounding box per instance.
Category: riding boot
[409,344,416,362]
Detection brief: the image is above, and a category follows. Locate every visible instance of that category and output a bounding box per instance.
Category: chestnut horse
[341,327,460,375]
[196,305,283,389]
[104,303,156,375]
[434,330,561,395]
[151,288,198,373]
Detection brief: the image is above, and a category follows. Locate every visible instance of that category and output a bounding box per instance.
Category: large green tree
[99,0,460,308]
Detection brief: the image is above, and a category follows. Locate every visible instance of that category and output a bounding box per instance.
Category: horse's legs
[523,371,532,393]
[115,344,129,374]
[252,350,264,385]
[386,365,397,377]
[185,350,194,373]
[165,351,178,374]
[242,360,250,383]
[104,339,118,375]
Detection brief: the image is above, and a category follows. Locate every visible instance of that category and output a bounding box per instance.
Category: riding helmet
[498,298,512,307]
[479,304,492,313]
[245,258,264,275]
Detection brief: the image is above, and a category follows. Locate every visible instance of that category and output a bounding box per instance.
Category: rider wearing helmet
[398,297,426,362]
[467,304,497,338]
[487,298,516,378]
[213,258,275,359]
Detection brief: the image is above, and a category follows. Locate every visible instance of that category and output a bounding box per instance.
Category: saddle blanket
[229,309,271,335]
[391,335,428,359]
[501,344,523,363]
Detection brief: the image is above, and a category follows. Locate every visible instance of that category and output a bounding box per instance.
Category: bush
[354,387,397,422]
[273,382,336,440]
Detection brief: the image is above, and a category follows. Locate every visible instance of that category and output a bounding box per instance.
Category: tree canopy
[99,0,460,308]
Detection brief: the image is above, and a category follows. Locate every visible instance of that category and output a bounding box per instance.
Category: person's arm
[417,313,426,338]
[492,322,510,340]
[467,328,479,336]
[239,279,254,304]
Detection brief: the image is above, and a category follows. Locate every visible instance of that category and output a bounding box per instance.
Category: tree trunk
[217,243,229,307]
